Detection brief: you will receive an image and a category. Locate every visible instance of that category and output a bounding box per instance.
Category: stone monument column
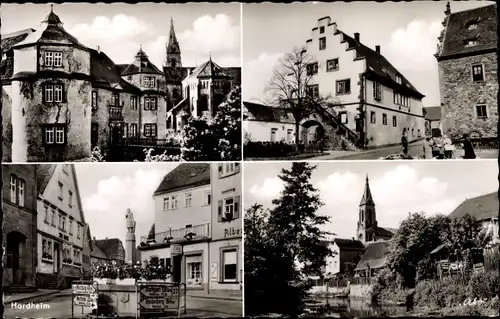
[125,209,137,264]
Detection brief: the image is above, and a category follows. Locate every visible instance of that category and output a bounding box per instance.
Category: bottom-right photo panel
[243,160,499,317]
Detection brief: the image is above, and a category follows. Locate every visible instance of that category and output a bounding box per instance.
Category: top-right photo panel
[242,1,498,161]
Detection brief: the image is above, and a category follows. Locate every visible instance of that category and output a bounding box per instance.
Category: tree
[265,46,338,147]
[179,86,241,161]
[386,213,450,288]
[147,224,155,241]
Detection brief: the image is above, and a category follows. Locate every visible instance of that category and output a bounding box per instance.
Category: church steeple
[165,17,182,68]
[360,174,375,206]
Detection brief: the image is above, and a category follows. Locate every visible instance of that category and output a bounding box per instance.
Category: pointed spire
[360,174,375,206]
[43,4,63,25]
[168,17,179,52]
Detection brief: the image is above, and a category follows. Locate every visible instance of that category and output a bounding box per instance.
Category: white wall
[13,46,37,74]
[243,120,296,143]
[154,184,211,234]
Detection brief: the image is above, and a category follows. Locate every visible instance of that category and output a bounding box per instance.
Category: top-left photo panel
[1,2,242,163]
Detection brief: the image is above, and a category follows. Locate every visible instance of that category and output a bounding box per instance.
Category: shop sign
[171,244,182,256]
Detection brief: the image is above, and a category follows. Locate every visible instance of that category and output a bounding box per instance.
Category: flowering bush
[91,147,106,162]
[90,260,172,281]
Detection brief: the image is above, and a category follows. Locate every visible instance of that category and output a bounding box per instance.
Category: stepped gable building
[435,2,498,140]
[1,7,241,162]
[302,17,425,147]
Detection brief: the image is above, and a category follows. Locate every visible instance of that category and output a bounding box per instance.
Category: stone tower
[165,17,182,68]
[125,208,137,264]
[357,175,378,243]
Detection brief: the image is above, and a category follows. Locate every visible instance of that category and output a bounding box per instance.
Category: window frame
[306,84,320,99]
[220,248,238,282]
[319,37,326,50]
[307,62,319,76]
[373,81,382,101]
[144,123,157,137]
[336,79,351,95]
[392,115,397,127]
[471,64,485,82]
[185,192,192,208]
[370,111,376,124]
[326,58,339,72]
[475,104,488,119]
[382,113,387,125]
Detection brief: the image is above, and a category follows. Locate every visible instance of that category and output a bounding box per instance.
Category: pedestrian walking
[462,134,476,159]
[401,128,409,155]
[423,137,433,159]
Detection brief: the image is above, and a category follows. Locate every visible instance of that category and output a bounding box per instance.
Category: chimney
[352,237,355,241]
[93,237,96,241]
[375,45,380,55]
[354,33,360,42]
[97,46,100,54]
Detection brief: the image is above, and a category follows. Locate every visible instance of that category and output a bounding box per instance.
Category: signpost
[137,281,186,318]
[71,280,98,319]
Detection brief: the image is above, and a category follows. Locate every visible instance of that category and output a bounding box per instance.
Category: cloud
[242,52,283,102]
[249,177,284,200]
[178,14,240,54]
[383,19,442,72]
[316,172,361,205]
[83,168,170,244]
[69,15,151,42]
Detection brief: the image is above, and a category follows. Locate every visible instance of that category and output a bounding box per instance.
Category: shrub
[414,275,469,309]
[467,271,499,300]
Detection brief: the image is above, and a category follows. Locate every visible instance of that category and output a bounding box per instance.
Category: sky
[74,163,175,245]
[242,1,496,106]
[1,3,241,68]
[244,160,498,240]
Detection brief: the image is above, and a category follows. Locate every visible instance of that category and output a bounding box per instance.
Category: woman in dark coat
[401,128,409,155]
[462,134,476,159]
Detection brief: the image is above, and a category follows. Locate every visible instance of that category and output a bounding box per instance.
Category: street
[3,293,242,318]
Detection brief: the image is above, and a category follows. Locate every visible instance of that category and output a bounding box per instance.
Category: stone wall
[438,52,498,140]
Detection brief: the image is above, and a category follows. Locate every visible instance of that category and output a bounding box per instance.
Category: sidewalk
[187,289,242,301]
[3,289,59,304]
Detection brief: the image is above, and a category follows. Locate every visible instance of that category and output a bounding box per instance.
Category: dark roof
[154,164,211,196]
[449,192,498,221]
[424,106,442,121]
[360,175,375,206]
[225,67,242,84]
[36,164,57,195]
[1,29,35,52]
[189,59,231,79]
[1,57,14,81]
[94,238,124,261]
[334,238,366,250]
[43,10,63,25]
[120,48,163,76]
[355,241,391,271]
[335,30,424,98]
[90,49,140,93]
[438,4,497,60]
[91,243,108,260]
[376,226,397,238]
[243,101,295,123]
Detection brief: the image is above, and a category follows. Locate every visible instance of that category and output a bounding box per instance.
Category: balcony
[109,106,123,121]
[140,223,210,246]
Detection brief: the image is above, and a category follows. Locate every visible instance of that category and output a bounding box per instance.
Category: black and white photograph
[242,1,498,160]
[3,163,242,318]
[1,3,242,162]
[244,160,499,317]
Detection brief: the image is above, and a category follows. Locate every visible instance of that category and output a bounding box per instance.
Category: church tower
[357,175,378,243]
[165,17,182,68]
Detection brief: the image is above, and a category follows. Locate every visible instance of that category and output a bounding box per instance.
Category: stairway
[311,102,360,146]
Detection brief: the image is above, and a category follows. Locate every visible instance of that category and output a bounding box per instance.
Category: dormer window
[464,38,478,47]
[395,75,402,85]
[468,23,478,30]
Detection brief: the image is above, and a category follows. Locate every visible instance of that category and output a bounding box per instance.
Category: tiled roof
[335,30,424,99]
[90,49,140,93]
[438,4,497,60]
[35,164,57,195]
[164,66,191,84]
[225,67,242,84]
[360,175,375,206]
[376,226,397,238]
[120,48,163,76]
[355,240,391,271]
[449,192,498,221]
[91,243,108,260]
[0,57,14,81]
[334,238,366,250]
[189,59,231,79]
[243,101,295,123]
[15,21,86,50]
[1,29,35,52]
[424,106,442,121]
[154,163,210,196]
[94,238,125,261]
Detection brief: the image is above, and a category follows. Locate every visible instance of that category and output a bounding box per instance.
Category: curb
[187,295,242,302]
[4,291,61,304]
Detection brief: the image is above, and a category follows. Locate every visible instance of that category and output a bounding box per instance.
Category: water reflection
[305,296,407,318]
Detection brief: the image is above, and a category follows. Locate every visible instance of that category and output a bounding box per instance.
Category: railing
[140,223,210,244]
[121,137,181,148]
[109,106,123,121]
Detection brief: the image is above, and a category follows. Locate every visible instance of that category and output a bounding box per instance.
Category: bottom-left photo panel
[2,163,243,318]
